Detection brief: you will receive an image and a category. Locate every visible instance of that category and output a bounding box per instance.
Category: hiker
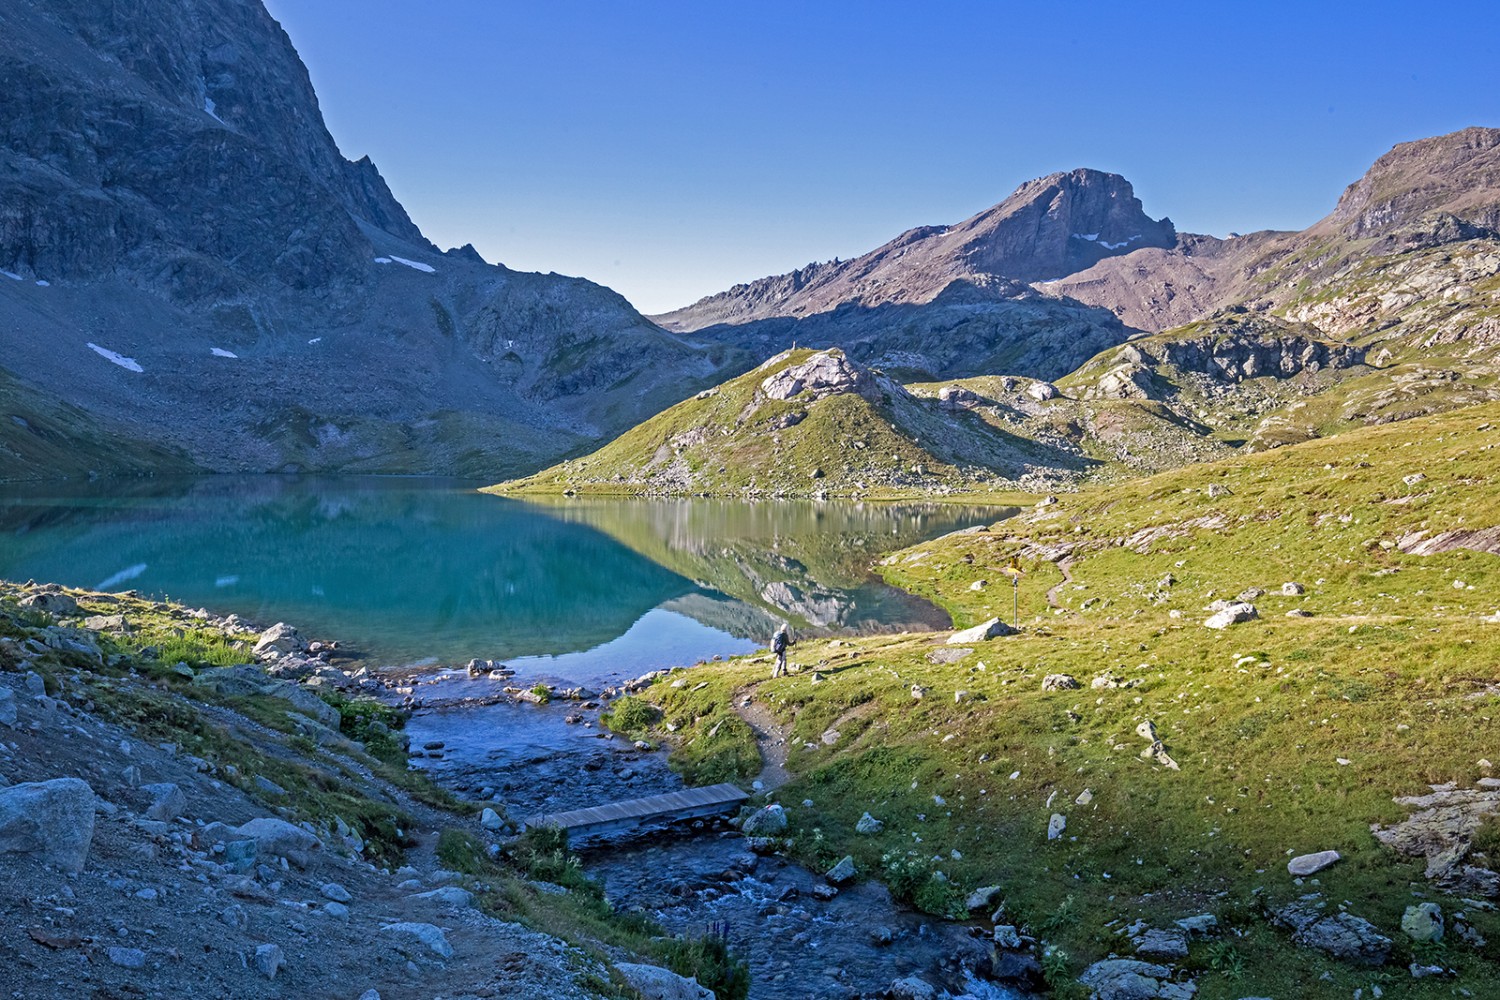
[771,622,792,677]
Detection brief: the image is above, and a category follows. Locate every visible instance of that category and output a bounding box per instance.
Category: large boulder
[1275,900,1391,965]
[193,665,340,728]
[1077,959,1175,1000]
[1287,850,1341,876]
[236,817,321,868]
[253,623,305,660]
[20,592,79,616]
[614,962,714,1000]
[141,782,186,822]
[0,778,96,872]
[948,617,1016,644]
[741,803,787,836]
[1204,602,1258,629]
[1402,903,1444,942]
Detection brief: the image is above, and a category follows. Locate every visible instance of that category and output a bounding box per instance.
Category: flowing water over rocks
[404,672,1031,1000]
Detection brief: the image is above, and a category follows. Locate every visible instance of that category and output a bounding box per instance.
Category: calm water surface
[0,477,1004,684]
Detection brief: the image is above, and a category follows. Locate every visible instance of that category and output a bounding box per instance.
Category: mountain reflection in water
[0,477,1006,681]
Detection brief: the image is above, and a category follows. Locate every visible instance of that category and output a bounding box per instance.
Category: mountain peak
[1325,126,1500,238]
[655,166,1173,331]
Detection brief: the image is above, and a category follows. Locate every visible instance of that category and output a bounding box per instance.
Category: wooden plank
[523,782,749,837]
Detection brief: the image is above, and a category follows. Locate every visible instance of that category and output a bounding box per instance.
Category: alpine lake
[0,476,1025,998]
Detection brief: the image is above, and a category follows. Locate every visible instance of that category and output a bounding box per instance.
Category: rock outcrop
[0,777,96,872]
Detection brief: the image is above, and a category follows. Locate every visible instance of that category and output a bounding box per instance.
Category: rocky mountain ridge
[0,0,722,480]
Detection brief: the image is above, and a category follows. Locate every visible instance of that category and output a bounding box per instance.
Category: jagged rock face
[1043,128,1500,337]
[962,169,1176,282]
[1324,127,1500,239]
[0,0,422,295]
[0,0,717,479]
[1153,329,1366,382]
[760,350,879,402]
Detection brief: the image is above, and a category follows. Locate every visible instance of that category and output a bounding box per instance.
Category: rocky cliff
[0,0,717,480]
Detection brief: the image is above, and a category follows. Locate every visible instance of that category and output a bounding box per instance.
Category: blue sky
[263,1,1499,314]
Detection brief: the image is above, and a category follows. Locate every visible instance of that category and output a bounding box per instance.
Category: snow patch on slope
[87,342,144,372]
[374,255,436,273]
[211,347,238,358]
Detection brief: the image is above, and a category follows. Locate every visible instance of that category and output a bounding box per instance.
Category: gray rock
[1276,902,1391,965]
[1133,927,1189,959]
[0,688,14,728]
[948,617,1016,644]
[1047,813,1066,840]
[320,881,353,903]
[826,855,856,884]
[1282,581,1305,596]
[614,961,714,1000]
[1204,602,1258,629]
[1401,902,1443,942]
[741,803,787,836]
[380,921,453,960]
[83,614,129,632]
[967,884,1002,912]
[253,623,304,660]
[888,976,939,1000]
[1287,850,1341,876]
[993,924,1022,949]
[107,946,146,969]
[141,782,185,822]
[220,904,248,930]
[358,992,381,1000]
[480,806,504,830]
[0,777,96,872]
[855,812,884,835]
[870,925,895,946]
[254,943,284,980]
[1041,673,1080,691]
[254,775,288,797]
[20,592,79,615]
[1175,913,1217,937]
[323,901,350,921]
[235,817,320,868]
[409,885,474,908]
[1077,959,1173,1000]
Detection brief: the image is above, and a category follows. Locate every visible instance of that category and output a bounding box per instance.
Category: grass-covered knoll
[491,348,1090,497]
[631,403,1500,997]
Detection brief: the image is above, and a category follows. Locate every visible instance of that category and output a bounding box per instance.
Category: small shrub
[604,695,658,733]
[1207,940,1244,979]
[1039,894,1079,934]
[658,933,750,1000]
[530,684,552,705]
[436,828,489,875]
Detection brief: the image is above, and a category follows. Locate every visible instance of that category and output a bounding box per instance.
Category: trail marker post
[1000,557,1025,627]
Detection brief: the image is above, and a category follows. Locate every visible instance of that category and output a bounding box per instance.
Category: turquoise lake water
[0,477,1003,683]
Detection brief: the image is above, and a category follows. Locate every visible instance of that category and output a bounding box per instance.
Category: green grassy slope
[635,401,1500,997]
[491,348,1093,497]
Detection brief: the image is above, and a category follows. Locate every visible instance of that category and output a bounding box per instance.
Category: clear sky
[262,0,1499,315]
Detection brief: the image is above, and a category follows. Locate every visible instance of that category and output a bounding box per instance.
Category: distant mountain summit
[656,169,1173,331]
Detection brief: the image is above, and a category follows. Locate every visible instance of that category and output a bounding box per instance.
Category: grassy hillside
[631,401,1500,997]
[0,368,199,481]
[491,349,1096,497]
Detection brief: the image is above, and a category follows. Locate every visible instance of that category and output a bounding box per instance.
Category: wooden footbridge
[521,783,750,846]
